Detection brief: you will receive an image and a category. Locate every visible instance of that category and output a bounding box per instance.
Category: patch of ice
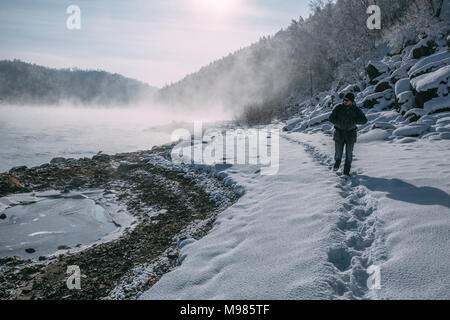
[28,231,65,237]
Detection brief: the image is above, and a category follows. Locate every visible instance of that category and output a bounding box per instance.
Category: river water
[0,105,215,172]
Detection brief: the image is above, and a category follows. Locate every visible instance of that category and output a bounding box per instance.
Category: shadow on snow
[355,175,450,209]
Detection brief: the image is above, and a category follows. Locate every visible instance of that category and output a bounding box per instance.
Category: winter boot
[333,159,341,171]
[343,162,351,176]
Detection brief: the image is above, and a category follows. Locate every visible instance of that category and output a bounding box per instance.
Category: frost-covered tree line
[0,60,156,106]
[156,0,445,120]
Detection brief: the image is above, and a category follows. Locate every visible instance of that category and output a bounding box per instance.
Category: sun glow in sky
[0,0,310,87]
[192,0,241,15]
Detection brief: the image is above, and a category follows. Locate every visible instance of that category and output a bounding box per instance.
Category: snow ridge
[283,135,387,299]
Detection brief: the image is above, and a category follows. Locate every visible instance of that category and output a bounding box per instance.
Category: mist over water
[0,105,231,172]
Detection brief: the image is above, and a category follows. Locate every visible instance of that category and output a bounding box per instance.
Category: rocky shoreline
[0,144,241,299]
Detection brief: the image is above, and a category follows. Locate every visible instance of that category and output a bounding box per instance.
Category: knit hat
[344,92,355,102]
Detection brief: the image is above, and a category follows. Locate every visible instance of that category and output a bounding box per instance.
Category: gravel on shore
[0,144,241,299]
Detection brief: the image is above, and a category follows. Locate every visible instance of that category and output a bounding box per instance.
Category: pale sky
[0,0,310,87]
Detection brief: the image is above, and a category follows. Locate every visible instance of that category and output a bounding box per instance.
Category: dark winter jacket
[329,103,368,143]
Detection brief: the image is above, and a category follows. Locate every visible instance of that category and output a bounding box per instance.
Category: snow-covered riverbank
[140,131,449,300]
[0,145,240,299]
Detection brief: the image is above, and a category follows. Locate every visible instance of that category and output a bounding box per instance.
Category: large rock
[397,91,415,114]
[366,61,389,81]
[372,121,396,130]
[436,124,450,133]
[50,157,66,165]
[409,51,450,79]
[9,166,27,173]
[390,60,415,84]
[361,92,385,109]
[411,38,437,59]
[361,89,394,110]
[338,84,361,97]
[393,123,429,137]
[283,117,303,131]
[411,65,450,108]
[404,108,428,122]
[395,78,411,97]
[424,97,450,114]
[436,116,450,125]
[309,112,331,127]
[374,80,392,93]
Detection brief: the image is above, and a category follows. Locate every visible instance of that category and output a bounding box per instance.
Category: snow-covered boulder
[410,37,437,59]
[435,123,450,133]
[360,89,394,110]
[338,84,361,97]
[283,117,303,131]
[411,65,450,92]
[436,116,450,125]
[395,78,411,97]
[371,121,396,130]
[393,123,430,137]
[391,60,415,83]
[361,92,383,109]
[358,85,375,99]
[317,94,336,109]
[422,132,441,140]
[408,51,450,79]
[308,112,332,127]
[366,60,389,81]
[373,110,402,123]
[417,115,436,126]
[358,128,391,143]
[397,91,415,114]
[404,108,428,122]
[424,97,450,114]
[374,79,393,93]
[411,65,450,108]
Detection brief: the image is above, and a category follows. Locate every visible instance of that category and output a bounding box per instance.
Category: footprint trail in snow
[284,134,388,299]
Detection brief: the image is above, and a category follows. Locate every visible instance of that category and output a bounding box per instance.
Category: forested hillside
[155,0,446,116]
[0,60,157,106]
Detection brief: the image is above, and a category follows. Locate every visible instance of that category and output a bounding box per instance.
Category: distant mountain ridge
[0,60,158,106]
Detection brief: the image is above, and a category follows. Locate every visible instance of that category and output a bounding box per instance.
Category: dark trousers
[335,140,354,166]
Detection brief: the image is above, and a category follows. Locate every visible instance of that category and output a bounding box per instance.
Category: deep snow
[140,128,449,300]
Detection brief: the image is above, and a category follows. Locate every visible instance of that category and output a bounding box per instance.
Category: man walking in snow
[329,93,368,176]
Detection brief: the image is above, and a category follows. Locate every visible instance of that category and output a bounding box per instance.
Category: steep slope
[282,18,450,143]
